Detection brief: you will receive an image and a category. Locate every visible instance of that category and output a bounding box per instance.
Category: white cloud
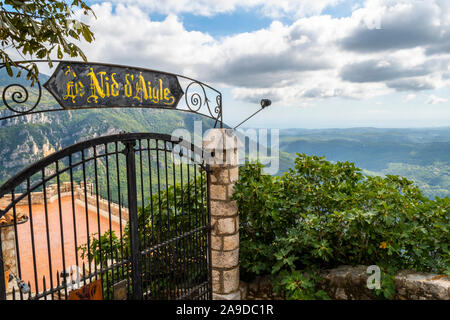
[71,1,450,107]
[426,94,448,104]
[91,0,344,18]
[405,94,416,101]
[76,3,216,75]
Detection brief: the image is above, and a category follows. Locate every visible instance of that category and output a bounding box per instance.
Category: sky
[14,0,450,128]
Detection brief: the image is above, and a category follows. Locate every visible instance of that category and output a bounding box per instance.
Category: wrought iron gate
[0,132,212,300]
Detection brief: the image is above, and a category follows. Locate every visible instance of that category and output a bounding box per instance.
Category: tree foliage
[233,154,449,299]
[0,0,95,81]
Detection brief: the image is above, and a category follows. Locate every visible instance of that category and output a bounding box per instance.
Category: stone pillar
[1,225,17,296]
[203,128,240,300]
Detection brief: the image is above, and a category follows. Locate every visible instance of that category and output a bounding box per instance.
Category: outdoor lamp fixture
[233,99,272,129]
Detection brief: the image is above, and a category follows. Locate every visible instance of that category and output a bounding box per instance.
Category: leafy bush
[233,154,449,299]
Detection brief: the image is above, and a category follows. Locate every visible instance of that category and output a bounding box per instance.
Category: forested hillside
[278,128,450,198]
[1,73,448,199]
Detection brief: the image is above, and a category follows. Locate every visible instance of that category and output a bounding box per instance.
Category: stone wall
[1,180,128,297]
[74,183,129,222]
[239,276,281,300]
[0,181,129,222]
[0,226,17,293]
[239,265,450,300]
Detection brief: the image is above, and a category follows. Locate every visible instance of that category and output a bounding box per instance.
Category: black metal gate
[0,132,212,300]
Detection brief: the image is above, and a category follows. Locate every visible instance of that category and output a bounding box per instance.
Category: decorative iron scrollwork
[184,80,222,125]
[185,82,204,112]
[215,94,222,115]
[0,60,223,127]
[0,63,42,115]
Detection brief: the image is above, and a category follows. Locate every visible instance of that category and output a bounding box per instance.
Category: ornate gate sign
[45,62,184,109]
[0,60,223,127]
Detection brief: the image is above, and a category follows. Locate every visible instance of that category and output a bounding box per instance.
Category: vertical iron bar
[69,155,79,269]
[43,276,47,300]
[220,101,223,129]
[163,141,172,298]
[179,154,187,297]
[82,262,86,287]
[81,150,92,278]
[139,140,145,212]
[125,247,130,300]
[200,167,206,284]
[41,169,54,299]
[138,140,146,295]
[206,169,213,299]
[115,143,128,298]
[142,140,151,298]
[93,145,103,283]
[55,162,68,298]
[186,157,194,292]
[171,142,180,298]
[0,233,5,300]
[115,141,125,280]
[146,138,155,299]
[193,164,199,289]
[55,160,67,298]
[147,139,154,231]
[155,139,163,299]
[105,143,115,295]
[123,139,143,300]
[56,272,61,300]
[27,177,39,296]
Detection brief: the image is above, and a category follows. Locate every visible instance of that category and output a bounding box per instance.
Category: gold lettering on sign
[134,72,149,103]
[64,66,77,78]
[63,81,76,103]
[62,66,85,103]
[125,74,133,98]
[164,88,175,105]
[61,65,177,106]
[87,68,106,103]
[111,73,119,97]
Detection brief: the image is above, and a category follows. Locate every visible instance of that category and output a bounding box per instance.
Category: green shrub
[233,154,449,299]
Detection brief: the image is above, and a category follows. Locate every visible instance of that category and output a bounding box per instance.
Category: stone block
[222,233,239,251]
[224,148,238,167]
[2,239,15,251]
[216,217,236,235]
[229,166,239,183]
[210,167,238,185]
[222,268,240,294]
[4,228,15,241]
[211,249,239,269]
[239,281,248,299]
[210,184,227,201]
[213,291,241,300]
[210,235,223,251]
[210,200,237,217]
[212,269,221,292]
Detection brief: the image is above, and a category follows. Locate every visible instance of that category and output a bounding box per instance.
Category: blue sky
[69,1,450,128]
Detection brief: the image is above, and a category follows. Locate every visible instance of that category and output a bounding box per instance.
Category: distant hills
[0,68,50,87]
[278,127,450,199]
[1,72,448,199]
